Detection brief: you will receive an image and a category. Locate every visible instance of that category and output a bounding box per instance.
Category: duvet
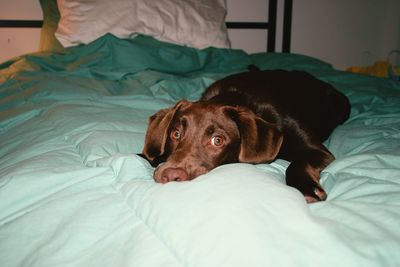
[1,34,400,267]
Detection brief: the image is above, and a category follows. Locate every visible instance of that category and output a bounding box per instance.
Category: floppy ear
[228,107,283,164]
[142,100,190,163]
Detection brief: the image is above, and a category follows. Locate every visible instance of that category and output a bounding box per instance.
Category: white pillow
[55,0,231,49]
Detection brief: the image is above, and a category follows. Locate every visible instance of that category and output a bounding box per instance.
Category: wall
[0,0,42,62]
[291,0,400,69]
[0,0,399,70]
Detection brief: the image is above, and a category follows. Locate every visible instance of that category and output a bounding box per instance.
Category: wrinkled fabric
[1,35,400,267]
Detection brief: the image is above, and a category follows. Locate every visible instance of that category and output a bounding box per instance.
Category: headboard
[0,0,292,53]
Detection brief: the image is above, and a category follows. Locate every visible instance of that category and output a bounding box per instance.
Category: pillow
[39,0,64,52]
[55,0,231,50]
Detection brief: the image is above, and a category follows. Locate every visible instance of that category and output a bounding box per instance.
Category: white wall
[291,0,400,69]
[0,0,42,62]
[0,0,399,70]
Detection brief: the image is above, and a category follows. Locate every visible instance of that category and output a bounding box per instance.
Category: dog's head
[142,99,283,183]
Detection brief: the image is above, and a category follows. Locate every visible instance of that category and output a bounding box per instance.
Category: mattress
[1,34,400,267]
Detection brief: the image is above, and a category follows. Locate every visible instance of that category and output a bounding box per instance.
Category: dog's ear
[142,100,190,163]
[227,107,283,164]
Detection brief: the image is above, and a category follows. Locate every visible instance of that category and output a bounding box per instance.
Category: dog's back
[202,69,350,142]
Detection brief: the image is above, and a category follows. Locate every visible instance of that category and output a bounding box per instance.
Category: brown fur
[140,69,350,202]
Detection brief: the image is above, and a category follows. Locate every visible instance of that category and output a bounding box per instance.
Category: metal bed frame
[0,0,292,53]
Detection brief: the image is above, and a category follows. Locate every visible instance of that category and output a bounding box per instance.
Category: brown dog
[140,69,350,202]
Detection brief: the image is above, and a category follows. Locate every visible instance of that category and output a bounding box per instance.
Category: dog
[140,68,350,203]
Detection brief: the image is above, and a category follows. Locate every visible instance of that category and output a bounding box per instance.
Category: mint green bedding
[1,34,400,267]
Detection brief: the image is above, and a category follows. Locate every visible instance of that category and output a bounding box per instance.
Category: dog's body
[141,69,350,202]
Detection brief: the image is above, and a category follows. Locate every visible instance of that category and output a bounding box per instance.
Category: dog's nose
[160,167,189,183]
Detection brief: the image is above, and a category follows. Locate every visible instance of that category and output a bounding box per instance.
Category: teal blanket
[1,34,400,267]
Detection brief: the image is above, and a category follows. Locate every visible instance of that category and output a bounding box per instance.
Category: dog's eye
[170,130,181,141]
[211,135,224,147]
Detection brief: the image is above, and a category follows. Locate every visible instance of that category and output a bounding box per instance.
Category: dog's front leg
[285,147,334,203]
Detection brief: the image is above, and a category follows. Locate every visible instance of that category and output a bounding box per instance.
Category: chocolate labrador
[140,68,350,202]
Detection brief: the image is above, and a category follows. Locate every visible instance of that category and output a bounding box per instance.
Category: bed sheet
[1,34,400,267]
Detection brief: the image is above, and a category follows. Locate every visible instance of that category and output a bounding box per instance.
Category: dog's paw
[304,184,327,203]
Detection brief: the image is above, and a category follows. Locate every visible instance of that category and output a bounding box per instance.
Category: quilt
[1,34,400,267]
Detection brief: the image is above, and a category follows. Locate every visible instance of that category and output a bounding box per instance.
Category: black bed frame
[226,0,292,53]
[0,0,292,53]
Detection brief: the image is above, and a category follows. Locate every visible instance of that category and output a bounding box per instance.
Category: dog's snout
[160,167,189,183]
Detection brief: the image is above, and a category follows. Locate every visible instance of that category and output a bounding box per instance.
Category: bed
[1,0,400,266]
